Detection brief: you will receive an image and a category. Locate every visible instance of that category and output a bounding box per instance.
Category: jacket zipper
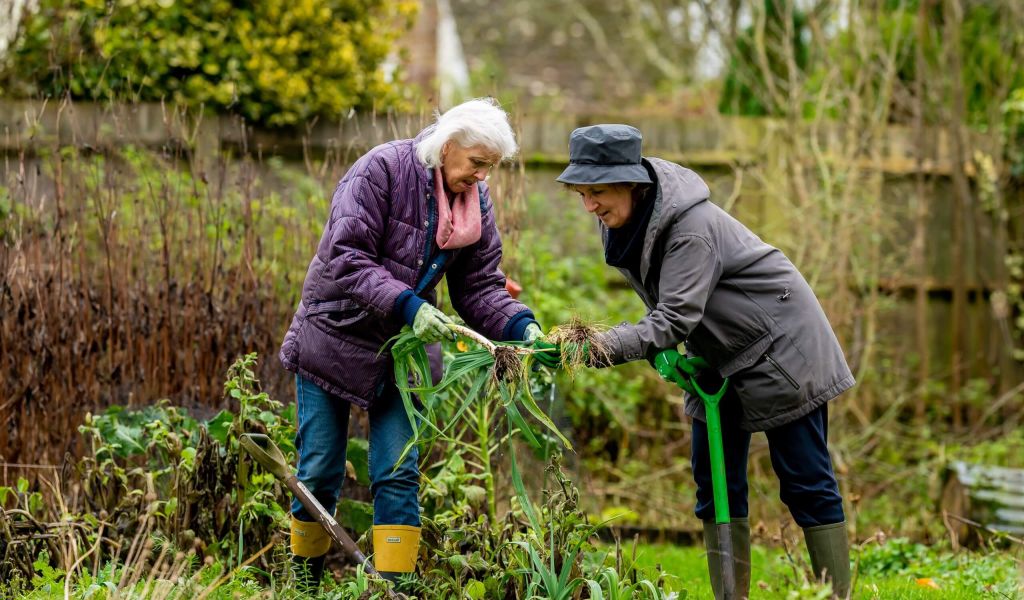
[764,353,800,390]
[417,186,437,286]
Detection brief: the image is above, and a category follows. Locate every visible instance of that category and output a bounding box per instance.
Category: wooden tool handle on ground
[282,474,374,571]
[239,434,402,599]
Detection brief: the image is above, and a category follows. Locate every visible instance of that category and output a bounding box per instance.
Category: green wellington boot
[803,521,852,599]
[703,518,751,599]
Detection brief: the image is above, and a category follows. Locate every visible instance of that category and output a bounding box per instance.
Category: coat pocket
[307,298,368,329]
[717,332,774,378]
[297,316,387,405]
[729,335,809,424]
[764,352,800,390]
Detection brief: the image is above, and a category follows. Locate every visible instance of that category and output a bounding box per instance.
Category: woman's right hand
[531,340,562,369]
[412,304,457,343]
[653,349,701,394]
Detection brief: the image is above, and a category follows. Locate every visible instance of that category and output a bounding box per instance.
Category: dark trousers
[691,399,845,528]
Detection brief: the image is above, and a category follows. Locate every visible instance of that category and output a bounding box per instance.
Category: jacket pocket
[729,335,809,425]
[717,332,773,378]
[296,315,387,405]
[307,298,368,329]
[764,352,800,390]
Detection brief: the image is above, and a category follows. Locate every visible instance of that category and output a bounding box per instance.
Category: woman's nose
[582,196,598,212]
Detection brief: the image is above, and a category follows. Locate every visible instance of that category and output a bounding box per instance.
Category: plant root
[492,346,525,383]
[545,316,612,370]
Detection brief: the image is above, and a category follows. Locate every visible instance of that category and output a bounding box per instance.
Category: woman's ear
[441,141,450,163]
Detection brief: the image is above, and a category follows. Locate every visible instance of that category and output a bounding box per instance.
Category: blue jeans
[691,398,844,528]
[291,374,420,527]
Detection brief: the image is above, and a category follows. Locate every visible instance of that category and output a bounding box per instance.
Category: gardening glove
[532,340,562,368]
[652,349,704,395]
[532,341,589,369]
[412,303,457,343]
[523,323,543,343]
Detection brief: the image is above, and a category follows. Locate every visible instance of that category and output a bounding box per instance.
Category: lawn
[621,539,1021,599]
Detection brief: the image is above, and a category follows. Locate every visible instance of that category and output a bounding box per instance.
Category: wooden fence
[1,100,1016,396]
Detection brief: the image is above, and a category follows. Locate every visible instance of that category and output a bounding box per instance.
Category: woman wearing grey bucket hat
[534,124,855,599]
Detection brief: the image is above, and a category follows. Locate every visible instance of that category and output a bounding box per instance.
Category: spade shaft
[239,433,399,599]
[688,370,736,599]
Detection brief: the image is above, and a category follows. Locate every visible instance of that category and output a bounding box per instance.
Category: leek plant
[389,322,570,523]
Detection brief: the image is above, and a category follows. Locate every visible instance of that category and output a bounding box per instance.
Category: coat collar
[601,158,712,284]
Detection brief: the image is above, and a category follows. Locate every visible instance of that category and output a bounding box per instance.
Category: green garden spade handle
[685,364,737,600]
[239,434,401,600]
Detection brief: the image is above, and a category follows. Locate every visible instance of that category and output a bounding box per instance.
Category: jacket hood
[646,157,711,226]
[638,158,712,281]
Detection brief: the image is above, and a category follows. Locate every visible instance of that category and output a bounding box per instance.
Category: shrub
[0,0,418,126]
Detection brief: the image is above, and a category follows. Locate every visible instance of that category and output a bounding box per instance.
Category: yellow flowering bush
[1,0,418,126]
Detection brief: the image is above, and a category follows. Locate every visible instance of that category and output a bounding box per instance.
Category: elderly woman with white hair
[278,98,542,589]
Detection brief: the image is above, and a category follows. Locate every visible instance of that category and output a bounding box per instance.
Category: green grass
[623,542,784,600]
[613,541,1022,599]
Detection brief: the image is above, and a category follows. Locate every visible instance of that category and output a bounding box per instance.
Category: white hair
[415,98,518,168]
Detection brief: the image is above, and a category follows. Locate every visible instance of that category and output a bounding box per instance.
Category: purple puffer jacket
[279,131,532,410]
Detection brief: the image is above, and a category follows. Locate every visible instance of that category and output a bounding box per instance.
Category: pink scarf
[434,168,482,249]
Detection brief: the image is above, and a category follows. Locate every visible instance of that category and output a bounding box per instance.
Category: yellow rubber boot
[291,517,331,593]
[373,525,421,582]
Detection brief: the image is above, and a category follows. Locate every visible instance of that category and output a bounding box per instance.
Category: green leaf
[164,496,178,517]
[28,492,43,514]
[431,350,495,392]
[438,370,491,438]
[32,551,50,573]
[462,485,487,506]
[111,422,146,456]
[346,437,371,486]
[509,434,542,534]
[447,554,469,570]
[336,498,374,536]
[516,383,573,450]
[502,386,542,449]
[180,447,197,470]
[206,410,235,445]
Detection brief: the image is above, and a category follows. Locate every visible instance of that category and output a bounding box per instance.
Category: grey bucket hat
[556,124,652,185]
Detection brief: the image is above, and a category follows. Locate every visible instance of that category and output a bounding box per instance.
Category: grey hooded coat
[597,158,855,431]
